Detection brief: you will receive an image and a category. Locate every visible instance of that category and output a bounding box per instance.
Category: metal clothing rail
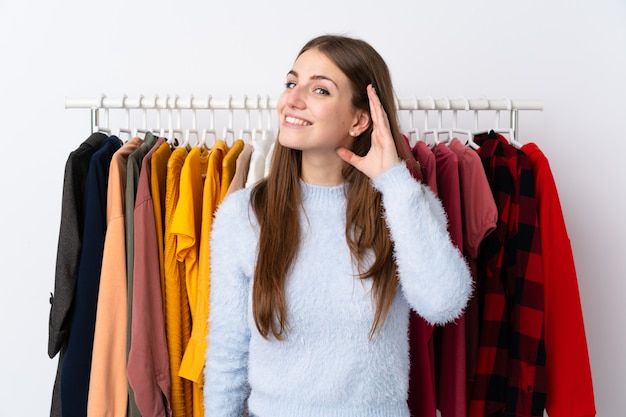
[64,95,544,141]
[64,95,544,111]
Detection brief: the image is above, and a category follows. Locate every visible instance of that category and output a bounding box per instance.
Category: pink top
[449,139,497,259]
[449,138,498,399]
[127,137,173,417]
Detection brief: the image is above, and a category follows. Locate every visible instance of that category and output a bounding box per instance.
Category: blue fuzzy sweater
[204,164,472,417]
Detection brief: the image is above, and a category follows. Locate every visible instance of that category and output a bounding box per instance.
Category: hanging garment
[88,137,142,417]
[448,138,497,404]
[448,139,497,260]
[404,135,437,417]
[48,132,109,358]
[49,132,108,417]
[128,137,173,417]
[412,139,438,194]
[521,142,596,417]
[163,146,193,417]
[151,141,173,299]
[125,131,159,417]
[172,146,209,308]
[470,132,546,417]
[433,143,462,248]
[264,140,275,177]
[432,143,467,417]
[219,139,245,203]
[180,139,228,386]
[246,136,272,188]
[226,142,253,196]
[172,145,210,417]
[407,316,437,417]
[61,135,122,417]
[179,140,230,417]
[149,141,181,416]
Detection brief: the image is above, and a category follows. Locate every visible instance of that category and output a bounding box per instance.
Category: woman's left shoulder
[213,187,258,238]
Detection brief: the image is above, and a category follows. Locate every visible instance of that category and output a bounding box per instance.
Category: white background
[0,0,624,416]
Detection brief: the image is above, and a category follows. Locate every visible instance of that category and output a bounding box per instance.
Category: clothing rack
[64,95,544,142]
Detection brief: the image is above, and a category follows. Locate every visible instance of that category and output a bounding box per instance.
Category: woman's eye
[285,82,296,89]
[314,87,330,96]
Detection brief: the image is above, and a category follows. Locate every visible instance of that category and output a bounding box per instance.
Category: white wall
[1,0,623,415]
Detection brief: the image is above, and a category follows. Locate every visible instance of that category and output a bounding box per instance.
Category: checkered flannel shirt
[469,132,547,417]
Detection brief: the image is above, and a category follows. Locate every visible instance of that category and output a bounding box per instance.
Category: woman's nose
[285,86,305,109]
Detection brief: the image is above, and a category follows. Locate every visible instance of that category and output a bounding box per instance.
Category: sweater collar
[300,180,346,204]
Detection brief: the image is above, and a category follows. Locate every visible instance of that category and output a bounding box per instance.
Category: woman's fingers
[337,85,400,179]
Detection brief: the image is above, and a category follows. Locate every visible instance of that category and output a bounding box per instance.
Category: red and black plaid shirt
[469,132,547,417]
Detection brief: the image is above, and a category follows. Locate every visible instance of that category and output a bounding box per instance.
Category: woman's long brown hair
[250,35,421,340]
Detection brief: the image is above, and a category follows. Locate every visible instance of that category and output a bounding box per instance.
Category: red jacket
[522,143,596,417]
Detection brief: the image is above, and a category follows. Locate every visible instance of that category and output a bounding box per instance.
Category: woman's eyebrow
[287,70,338,88]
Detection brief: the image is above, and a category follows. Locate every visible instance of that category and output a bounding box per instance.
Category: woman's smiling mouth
[284,116,312,126]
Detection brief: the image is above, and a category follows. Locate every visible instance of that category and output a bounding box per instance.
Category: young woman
[204,34,472,417]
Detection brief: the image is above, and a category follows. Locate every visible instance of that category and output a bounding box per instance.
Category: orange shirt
[88,138,142,417]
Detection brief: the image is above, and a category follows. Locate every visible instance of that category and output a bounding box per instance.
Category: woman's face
[277,48,363,155]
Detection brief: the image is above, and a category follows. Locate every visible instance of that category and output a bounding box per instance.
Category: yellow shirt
[163,146,193,417]
[180,140,229,417]
[172,147,209,315]
[218,139,245,204]
[172,146,209,417]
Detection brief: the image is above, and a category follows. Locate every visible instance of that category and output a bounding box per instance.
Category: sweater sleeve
[204,190,253,417]
[372,163,472,325]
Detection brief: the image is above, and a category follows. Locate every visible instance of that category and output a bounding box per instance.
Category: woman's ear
[351,110,371,137]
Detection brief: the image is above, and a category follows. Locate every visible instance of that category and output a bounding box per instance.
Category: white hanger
[471,96,521,148]
[434,97,452,145]
[168,95,184,147]
[181,95,199,148]
[94,94,111,135]
[135,96,150,138]
[468,98,493,150]
[250,95,275,155]
[405,97,420,147]
[449,96,475,148]
[117,95,132,141]
[249,96,263,142]
[222,95,236,146]
[154,95,167,138]
[421,96,438,146]
[238,95,253,142]
[250,99,265,143]
[496,97,522,148]
[199,95,217,149]
[264,95,276,143]
[145,95,162,138]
